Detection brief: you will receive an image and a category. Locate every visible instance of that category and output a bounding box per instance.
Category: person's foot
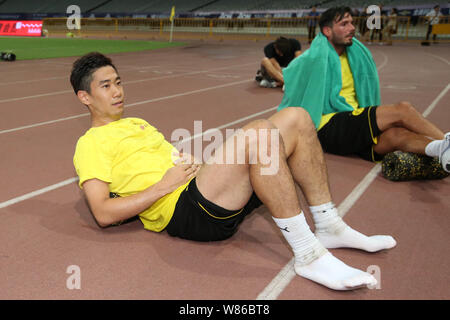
[439,132,450,173]
[259,79,277,88]
[315,225,397,252]
[311,205,396,252]
[295,252,377,290]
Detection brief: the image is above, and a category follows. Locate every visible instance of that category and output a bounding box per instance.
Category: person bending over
[71,52,397,291]
[256,37,302,88]
[278,7,449,172]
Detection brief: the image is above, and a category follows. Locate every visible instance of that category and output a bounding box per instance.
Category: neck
[332,44,346,56]
[90,115,121,128]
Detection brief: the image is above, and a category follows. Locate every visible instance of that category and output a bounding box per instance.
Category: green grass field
[0,37,185,60]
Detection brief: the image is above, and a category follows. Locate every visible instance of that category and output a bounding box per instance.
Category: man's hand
[160,156,200,192]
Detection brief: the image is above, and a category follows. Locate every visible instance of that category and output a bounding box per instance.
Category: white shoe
[439,132,450,173]
[259,79,277,88]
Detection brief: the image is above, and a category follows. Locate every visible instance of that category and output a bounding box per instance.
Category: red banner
[0,20,42,37]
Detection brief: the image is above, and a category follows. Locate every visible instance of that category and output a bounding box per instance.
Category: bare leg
[261,57,284,85]
[376,102,444,138]
[271,108,396,253]
[374,102,445,155]
[374,127,433,155]
[196,119,300,218]
[268,107,331,206]
[195,114,377,290]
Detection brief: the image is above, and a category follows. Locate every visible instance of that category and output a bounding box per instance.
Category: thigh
[195,124,255,211]
[375,103,402,131]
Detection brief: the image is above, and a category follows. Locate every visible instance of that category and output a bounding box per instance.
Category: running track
[0,40,449,299]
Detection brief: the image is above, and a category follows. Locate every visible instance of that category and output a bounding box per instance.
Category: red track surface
[0,40,449,299]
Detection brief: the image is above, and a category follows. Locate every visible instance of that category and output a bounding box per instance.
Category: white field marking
[376,50,389,72]
[382,84,417,90]
[124,62,255,85]
[177,106,278,144]
[0,177,79,209]
[426,53,450,66]
[0,89,73,104]
[0,78,254,135]
[0,105,277,209]
[0,76,68,86]
[256,87,450,301]
[0,62,256,104]
[422,83,450,118]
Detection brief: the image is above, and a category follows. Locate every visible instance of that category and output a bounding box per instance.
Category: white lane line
[376,50,389,72]
[256,82,449,300]
[0,105,277,209]
[0,177,79,209]
[0,89,72,104]
[0,62,256,104]
[422,83,450,118]
[0,78,254,135]
[426,53,450,66]
[0,76,68,86]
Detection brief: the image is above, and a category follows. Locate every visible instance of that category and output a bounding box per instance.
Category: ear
[322,26,332,38]
[77,90,91,106]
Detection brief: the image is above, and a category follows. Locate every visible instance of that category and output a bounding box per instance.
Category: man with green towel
[278,7,450,173]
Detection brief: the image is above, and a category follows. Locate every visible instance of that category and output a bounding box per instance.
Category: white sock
[273,213,377,290]
[310,202,397,252]
[272,213,327,266]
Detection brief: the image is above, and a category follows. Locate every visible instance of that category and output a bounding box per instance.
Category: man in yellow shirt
[71,52,398,291]
[283,7,449,171]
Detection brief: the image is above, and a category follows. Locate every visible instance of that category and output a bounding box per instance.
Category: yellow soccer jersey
[318,52,361,130]
[73,117,189,232]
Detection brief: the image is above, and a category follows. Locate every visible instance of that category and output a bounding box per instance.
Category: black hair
[70,52,118,94]
[319,6,353,32]
[274,37,292,56]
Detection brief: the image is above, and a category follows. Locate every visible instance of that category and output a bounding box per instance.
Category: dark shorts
[165,178,262,242]
[317,106,383,162]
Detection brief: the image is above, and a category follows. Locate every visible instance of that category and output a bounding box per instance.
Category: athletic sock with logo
[310,202,396,252]
[272,212,377,290]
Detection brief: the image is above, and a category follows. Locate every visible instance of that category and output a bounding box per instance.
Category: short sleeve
[73,136,113,188]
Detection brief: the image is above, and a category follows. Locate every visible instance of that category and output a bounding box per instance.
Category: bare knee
[261,57,271,68]
[243,119,278,147]
[278,107,315,134]
[395,101,418,118]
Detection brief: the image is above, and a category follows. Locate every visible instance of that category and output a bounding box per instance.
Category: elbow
[90,207,114,228]
[96,217,111,228]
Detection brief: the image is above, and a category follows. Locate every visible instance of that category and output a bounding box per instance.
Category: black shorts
[317,106,383,162]
[165,178,262,242]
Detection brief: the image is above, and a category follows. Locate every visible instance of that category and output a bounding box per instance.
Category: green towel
[278,32,381,129]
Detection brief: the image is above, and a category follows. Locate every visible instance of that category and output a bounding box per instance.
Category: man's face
[79,66,124,122]
[325,12,356,47]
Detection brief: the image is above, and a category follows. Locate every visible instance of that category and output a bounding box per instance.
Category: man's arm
[83,162,199,227]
